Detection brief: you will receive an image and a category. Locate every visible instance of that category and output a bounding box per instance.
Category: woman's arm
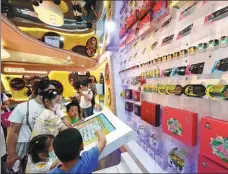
[50,159,61,170]
[7,123,21,168]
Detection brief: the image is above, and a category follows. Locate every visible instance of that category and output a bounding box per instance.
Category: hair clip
[53,91,57,95]
[36,141,38,144]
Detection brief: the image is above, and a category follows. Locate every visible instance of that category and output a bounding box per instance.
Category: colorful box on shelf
[125,11,138,30]
[119,25,128,39]
[200,117,228,169]
[162,107,198,146]
[125,30,136,45]
[141,101,160,127]
[168,147,195,173]
[132,90,140,101]
[134,104,141,117]
[125,89,132,99]
[136,11,153,35]
[125,102,133,112]
[198,155,228,173]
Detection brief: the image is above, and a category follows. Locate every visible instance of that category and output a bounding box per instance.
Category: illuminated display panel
[76,113,116,146]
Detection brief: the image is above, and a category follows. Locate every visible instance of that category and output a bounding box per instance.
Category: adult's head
[34,80,55,97]
[53,128,83,162]
[88,76,96,84]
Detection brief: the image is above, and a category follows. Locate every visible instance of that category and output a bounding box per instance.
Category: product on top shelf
[141,101,160,127]
[208,39,219,51]
[198,155,228,173]
[168,147,194,173]
[119,25,128,39]
[200,117,228,169]
[162,106,197,146]
[170,66,187,76]
[211,57,228,73]
[125,102,133,112]
[220,36,228,48]
[125,89,132,99]
[206,85,228,100]
[183,84,206,97]
[134,104,141,117]
[197,43,208,53]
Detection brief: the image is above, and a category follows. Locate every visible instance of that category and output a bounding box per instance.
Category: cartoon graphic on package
[183,84,206,97]
[220,36,228,47]
[211,136,228,163]
[206,85,228,100]
[168,148,185,173]
[186,62,204,75]
[197,43,208,52]
[166,85,183,95]
[149,134,162,150]
[167,118,183,136]
[171,66,186,76]
[212,57,228,73]
[200,117,228,169]
[158,85,168,94]
[162,68,172,77]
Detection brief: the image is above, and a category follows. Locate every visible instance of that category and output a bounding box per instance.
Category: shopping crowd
[1,76,107,174]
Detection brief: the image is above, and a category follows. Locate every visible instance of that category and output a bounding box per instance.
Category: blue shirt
[49,147,99,174]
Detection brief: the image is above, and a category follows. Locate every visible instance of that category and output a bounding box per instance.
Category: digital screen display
[76,113,116,146]
[44,36,60,48]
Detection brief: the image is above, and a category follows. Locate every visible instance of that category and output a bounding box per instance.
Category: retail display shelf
[125,140,167,173]
[124,99,141,105]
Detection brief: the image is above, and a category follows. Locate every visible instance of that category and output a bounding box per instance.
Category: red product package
[137,11,153,30]
[198,155,228,173]
[136,6,149,20]
[125,11,137,30]
[125,31,135,45]
[144,0,156,8]
[200,117,228,169]
[119,40,126,49]
[141,101,160,127]
[132,90,140,101]
[119,25,127,39]
[162,106,197,146]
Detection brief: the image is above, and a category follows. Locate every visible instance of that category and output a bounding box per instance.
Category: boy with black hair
[66,102,84,126]
[50,128,106,174]
[79,80,93,117]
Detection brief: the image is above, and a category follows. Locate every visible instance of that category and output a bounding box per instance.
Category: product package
[132,90,141,101]
[206,85,228,100]
[162,106,198,146]
[141,101,160,127]
[168,147,195,173]
[134,104,141,117]
[198,155,228,173]
[125,102,133,112]
[125,11,138,30]
[125,89,132,99]
[211,57,228,73]
[200,117,228,169]
[185,62,205,75]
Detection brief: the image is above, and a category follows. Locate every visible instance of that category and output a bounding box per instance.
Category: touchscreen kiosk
[75,109,136,160]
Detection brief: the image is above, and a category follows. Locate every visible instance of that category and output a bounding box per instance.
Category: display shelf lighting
[4,67,48,74]
[1,45,10,59]
[60,37,64,41]
[67,56,71,60]
[105,20,116,33]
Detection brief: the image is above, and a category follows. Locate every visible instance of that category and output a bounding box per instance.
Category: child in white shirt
[79,81,93,117]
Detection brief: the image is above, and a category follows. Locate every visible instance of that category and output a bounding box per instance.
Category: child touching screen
[50,128,106,174]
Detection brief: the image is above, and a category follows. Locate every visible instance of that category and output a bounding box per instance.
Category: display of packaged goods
[125,89,132,99]
[211,57,228,73]
[198,155,228,173]
[220,36,228,48]
[134,104,141,117]
[200,117,228,169]
[206,85,228,100]
[162,107,197,146]
[183,84,206,97]
[149,133,162,150]
[197,43,208,53]
[166,85,183,96]
[185,62,205,75]
[141,101,160,127]
[132,90,140,101]
[125,102,133,112]
[158,85,168,94]
[168,147,195,173]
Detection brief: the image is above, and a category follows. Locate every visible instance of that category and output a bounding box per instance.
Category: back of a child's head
[53,128,83,162]
[28,134,54,163]
[81,80,88,87]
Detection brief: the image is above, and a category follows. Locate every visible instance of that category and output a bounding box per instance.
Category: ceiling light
[81,65,84,67]
[60,37,64,41]
[22,59,26,62]
[1,46,10,59]
[67,56,71,60]
[105,20,116,33]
